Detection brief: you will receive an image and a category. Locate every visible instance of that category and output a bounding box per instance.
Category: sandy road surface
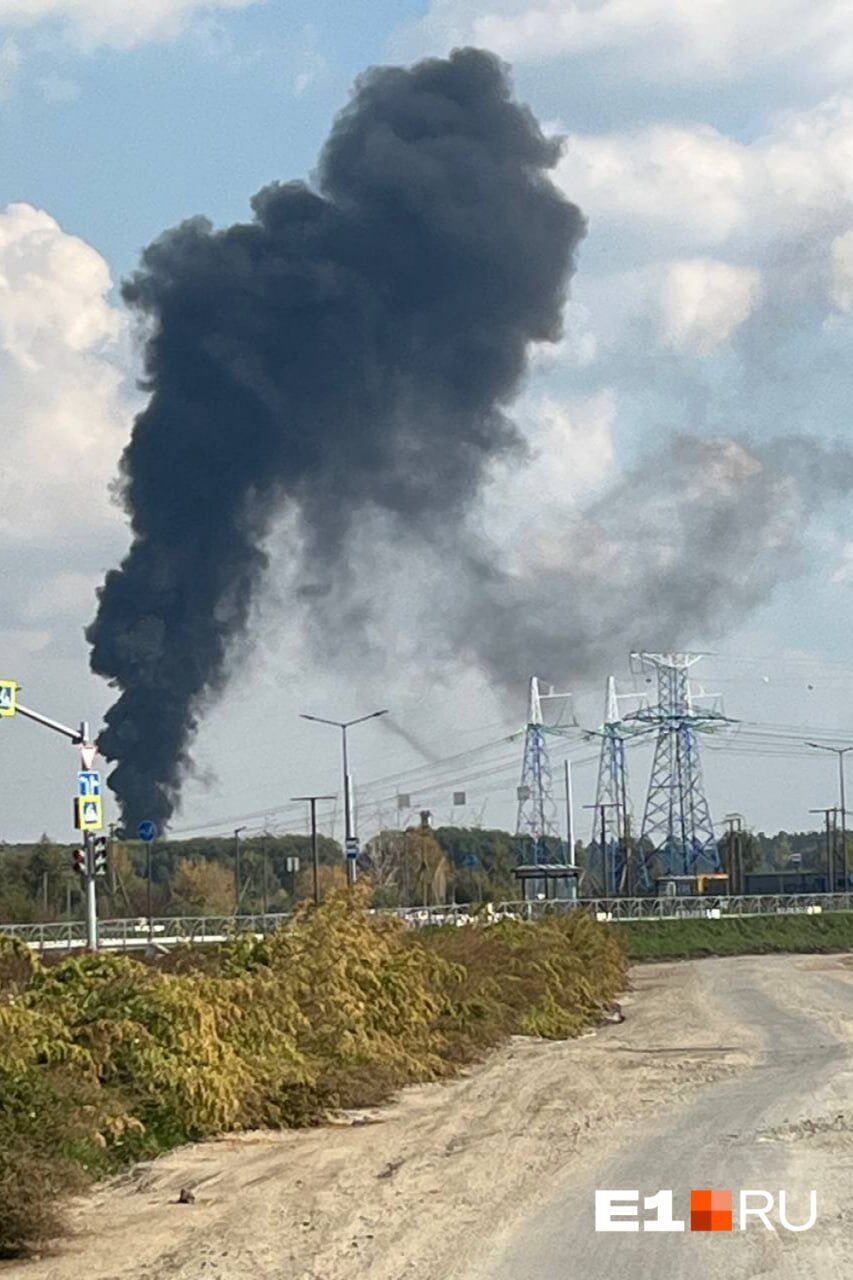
[6,954,850,1280]
[477,953,852,1280]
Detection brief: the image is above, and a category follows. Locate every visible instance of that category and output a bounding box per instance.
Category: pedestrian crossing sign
[74,795,104,832]
[0,680,17,717]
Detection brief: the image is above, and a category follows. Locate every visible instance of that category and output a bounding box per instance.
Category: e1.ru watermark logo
[595,1189,817,1233]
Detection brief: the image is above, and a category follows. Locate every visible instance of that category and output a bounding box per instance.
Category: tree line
[0,824,843,922]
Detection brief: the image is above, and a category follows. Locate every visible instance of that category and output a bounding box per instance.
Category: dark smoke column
[87,48,585,830]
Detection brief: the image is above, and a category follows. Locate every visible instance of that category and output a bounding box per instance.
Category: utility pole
[292,795,335,905]
[623,814,634,896]
[564,760,574,864]
[300,709,389,885]
[724,813,744,895]
[619,750,631,894]
[233,826,246,914]
[584,801,621,895]
[810,807,837,893]
[807,743,852,890]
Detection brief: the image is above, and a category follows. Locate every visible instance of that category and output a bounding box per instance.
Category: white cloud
[556,98,853,253]
[558,124,748,247]
[529,297,598,368]
[657,258,762,354]
[829,228,853,311]
[0,0,256,51]
[478,389,617,571]
[0,202,130,544]
[399,1,853,84]
[832,542,853,584]
[0,37,21,101]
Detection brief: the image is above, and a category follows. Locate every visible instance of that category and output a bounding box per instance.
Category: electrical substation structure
[631,651,727,889]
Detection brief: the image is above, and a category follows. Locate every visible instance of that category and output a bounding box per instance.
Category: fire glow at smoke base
[87,48,585,829]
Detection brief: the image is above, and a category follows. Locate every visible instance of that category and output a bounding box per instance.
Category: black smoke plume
[87,48,585,828]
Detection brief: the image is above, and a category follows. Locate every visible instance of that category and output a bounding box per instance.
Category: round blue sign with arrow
[138,820,157,842]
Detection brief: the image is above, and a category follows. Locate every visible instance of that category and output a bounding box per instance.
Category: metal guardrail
[0,912,292,952]
[393,892,853,928]
[1,892,851,952]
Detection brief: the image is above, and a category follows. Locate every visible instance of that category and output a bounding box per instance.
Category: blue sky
[2,0,853,847]
[0,2,428,276]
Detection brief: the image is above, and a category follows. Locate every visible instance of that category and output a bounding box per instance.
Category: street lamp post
[806,742,853,890]
[300,710,389,884]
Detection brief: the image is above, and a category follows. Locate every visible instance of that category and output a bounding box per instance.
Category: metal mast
[589,677,632,894]
[515,677,561,865]
[632,652,723,886]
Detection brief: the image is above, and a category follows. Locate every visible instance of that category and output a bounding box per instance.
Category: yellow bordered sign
[74,795,104,832]
[0,680,18,717]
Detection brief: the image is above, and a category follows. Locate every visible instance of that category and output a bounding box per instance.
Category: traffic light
[92,836,108,878]
[72,847,87,876]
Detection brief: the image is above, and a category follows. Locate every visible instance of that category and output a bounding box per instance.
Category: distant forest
[0,824,844,923]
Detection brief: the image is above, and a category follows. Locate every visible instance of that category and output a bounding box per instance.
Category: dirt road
[8,954,851,1280]
[476,953,852,1280]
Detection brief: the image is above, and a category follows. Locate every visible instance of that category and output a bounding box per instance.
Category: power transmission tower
[585,676,651,894]
[515,677,561,865]
[587,678,632,894]
[631,652,726,888]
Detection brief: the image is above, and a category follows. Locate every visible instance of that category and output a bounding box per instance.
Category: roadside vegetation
[0,824,841,924]
[619,912,853,960]
[0,890,625,1259]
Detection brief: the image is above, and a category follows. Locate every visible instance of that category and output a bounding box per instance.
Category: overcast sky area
[2,0,853,846]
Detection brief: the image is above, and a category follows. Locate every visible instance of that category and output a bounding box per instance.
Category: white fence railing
[0,892,850,952]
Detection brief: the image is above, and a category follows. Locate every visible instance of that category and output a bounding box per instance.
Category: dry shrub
[0,934,37,995]
[0,976,110,1257]
[0,895,625,1256]
[415,908,627,1057]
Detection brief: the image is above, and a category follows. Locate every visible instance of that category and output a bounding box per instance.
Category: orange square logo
[691,1189,733,1232]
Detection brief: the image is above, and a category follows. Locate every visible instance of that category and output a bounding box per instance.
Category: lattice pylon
[588,677,633,894]
[516,677,561,865]
[635,653,721,887]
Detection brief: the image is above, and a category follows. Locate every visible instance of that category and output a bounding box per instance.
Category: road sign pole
[135,821,158,942]
[147,839,153,942]
[3,686,107,946]
[84,831,98,952]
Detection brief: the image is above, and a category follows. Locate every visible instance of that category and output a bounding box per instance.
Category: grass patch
[0,891,626,1258]
[618,911,853,961]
